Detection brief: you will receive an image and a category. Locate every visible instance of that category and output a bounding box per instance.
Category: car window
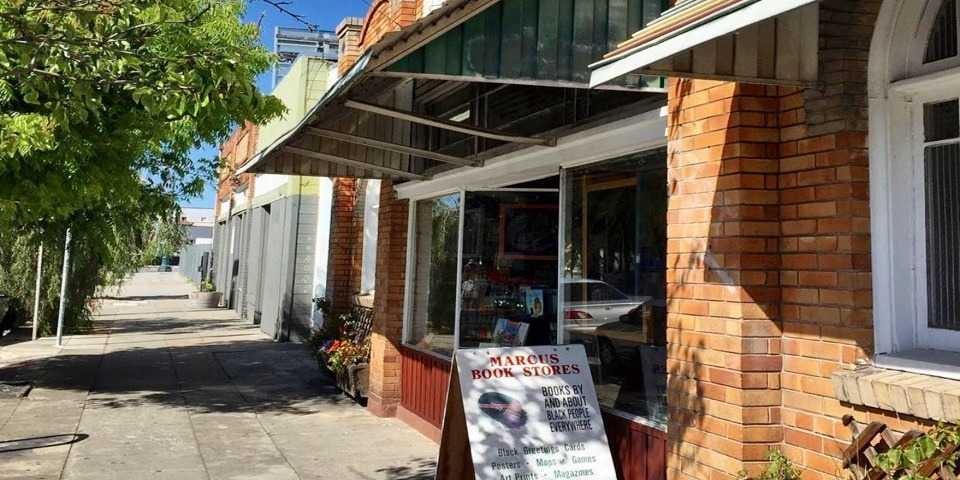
[566,285,584,302]
[588,283,628,301]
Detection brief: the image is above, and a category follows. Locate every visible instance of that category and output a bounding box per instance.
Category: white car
[561,279,650,331]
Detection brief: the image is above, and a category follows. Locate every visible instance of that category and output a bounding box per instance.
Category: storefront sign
[436,345,617,480]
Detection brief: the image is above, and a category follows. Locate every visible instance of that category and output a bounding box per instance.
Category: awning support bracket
[344,99,557,147]
[283,146,429,181]
[305,127,482,168]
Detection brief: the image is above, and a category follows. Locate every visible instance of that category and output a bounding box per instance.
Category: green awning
[382,0,668,91]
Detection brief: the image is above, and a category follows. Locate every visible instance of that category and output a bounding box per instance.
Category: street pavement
[0,272,437,480]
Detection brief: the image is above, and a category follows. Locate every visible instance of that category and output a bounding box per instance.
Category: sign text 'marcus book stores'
[436,346,617,480]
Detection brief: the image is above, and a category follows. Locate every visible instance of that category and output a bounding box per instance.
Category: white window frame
[398,107,668,357]
[871,0,960,374]
[910,92,960,352]
[400,191,463,357]
[402,187,561,357]
[910,0,960,78]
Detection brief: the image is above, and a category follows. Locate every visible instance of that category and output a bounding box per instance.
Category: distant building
[179,208,214,245]
[273,26,338,87]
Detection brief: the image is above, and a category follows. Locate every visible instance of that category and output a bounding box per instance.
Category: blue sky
[181,0,368,209]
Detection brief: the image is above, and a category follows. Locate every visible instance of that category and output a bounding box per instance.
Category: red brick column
[774,1,880,478]
[368,180,409,417]
[327,178,362,315]
[777,88,873,479]
[666,79,784,480]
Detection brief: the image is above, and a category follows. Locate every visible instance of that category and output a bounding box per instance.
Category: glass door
[456,189,559,350]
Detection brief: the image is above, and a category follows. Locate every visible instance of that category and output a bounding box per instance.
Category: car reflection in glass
[563,279,664,375]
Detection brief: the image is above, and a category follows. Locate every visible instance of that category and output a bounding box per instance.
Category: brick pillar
[777,1,878,477]
[327,178,361,315]
[666,79,784,480]
[368,180,408,417]
[336,17,363,75]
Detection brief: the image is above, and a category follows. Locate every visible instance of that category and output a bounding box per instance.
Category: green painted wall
[257,57,337,154]
[252,56,336,203]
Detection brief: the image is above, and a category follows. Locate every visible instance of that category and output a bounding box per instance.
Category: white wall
[422,0,444,16]
[360,180,381,294]
[253,174,289,198]
[310,178,334,328]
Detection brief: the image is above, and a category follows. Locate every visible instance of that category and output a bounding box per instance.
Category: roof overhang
[590,0,820,88]
[238,0,508,179]
[239,0,669,181]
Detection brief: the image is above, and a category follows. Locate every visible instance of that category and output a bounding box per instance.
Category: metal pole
[56,229,71,348]
[32,242,43,341]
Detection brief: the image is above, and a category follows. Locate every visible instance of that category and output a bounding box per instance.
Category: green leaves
[0,0,282,333]
[0,0,282,225]
[875,424,960,480]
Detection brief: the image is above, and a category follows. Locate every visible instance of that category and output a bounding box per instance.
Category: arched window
[871,0,960,368]
[924,0,958,64]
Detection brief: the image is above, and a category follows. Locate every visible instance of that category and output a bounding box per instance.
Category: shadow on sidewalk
[89,317,247,335]
[0,338,353,416]
[371,457,436,480]
[0,433,89,453]
[95,295,190,301]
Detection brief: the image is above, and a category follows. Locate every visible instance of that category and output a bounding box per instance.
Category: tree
[0,0,283,225]
[0,0,283,334]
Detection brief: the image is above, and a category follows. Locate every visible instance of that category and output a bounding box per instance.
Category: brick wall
[778,2,883,479]
[327,178,363,315]
[663,3,937,480]
[216,121,259,215]
[357,0,419,52]
[368,180,409,417]
[336,17,363,76]
[666,78,785,480]
[336,1,419,75]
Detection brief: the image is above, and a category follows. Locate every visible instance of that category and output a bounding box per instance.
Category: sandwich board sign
[435,345,617,480]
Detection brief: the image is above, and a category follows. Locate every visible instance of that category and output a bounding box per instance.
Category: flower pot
[189,291,222,308]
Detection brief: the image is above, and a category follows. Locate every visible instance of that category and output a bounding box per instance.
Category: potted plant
[189,281,222,308]
[309,302,373,402]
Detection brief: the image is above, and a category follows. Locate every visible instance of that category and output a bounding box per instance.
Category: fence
[177,244,212,286]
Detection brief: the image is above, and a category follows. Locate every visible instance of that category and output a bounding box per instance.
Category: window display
[407,193,461,356]
[560,149,668,426]
[458,190,559,350]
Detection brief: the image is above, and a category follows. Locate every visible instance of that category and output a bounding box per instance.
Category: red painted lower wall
[399,346,451,433]
[604,413,667,480]
[398,345,667,480]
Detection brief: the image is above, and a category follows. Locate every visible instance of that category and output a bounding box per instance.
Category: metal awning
[239,0,669,181]
[238,0,511,179]
[589,0,820,88]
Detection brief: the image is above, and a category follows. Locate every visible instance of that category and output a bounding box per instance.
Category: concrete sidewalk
[0,272,437,480]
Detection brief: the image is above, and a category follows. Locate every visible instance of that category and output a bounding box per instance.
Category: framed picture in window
[497,204,559,261]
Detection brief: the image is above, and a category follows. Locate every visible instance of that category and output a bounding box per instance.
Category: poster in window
[492,319,529,347]
[525,289,544,318]
[497,204,559,261]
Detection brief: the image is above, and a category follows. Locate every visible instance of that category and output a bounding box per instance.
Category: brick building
[237,1,960,479]
[590,0,960,479]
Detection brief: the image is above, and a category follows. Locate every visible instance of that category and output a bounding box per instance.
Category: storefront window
[458,190,559,349]
[560,149,668,426]
[407,193,461,356]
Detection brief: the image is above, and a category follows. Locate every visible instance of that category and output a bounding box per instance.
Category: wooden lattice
[843,415,960,480]
[347,304,373,346]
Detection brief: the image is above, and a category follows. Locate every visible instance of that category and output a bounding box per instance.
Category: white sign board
[441,345,617,480]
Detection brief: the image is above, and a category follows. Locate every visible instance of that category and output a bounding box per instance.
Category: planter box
[317,353,369,402]
[188,291,222,308]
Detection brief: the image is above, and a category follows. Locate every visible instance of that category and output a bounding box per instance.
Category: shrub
[741,450,801,480]
[876,424,960,480]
